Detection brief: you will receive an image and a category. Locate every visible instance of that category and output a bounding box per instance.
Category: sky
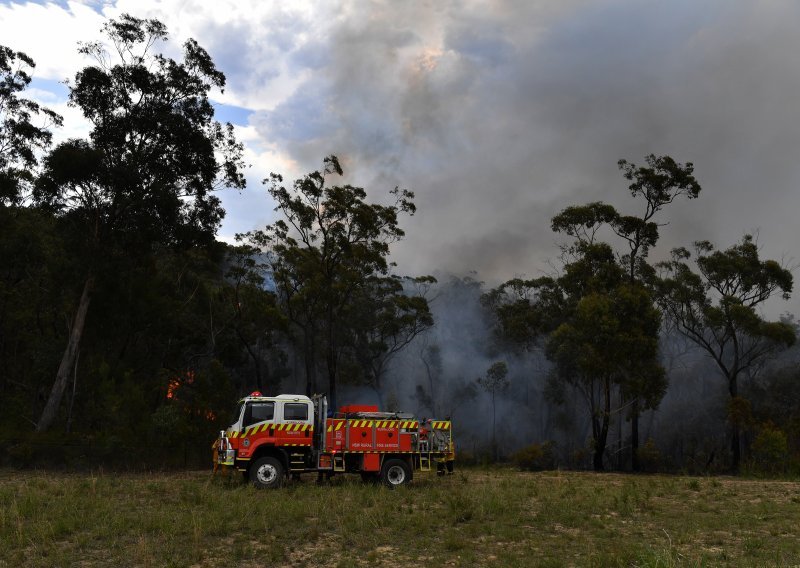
[2,0,800,317]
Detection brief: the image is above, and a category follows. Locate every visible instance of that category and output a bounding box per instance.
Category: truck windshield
[243,401,275,427]
[231,402,244,426]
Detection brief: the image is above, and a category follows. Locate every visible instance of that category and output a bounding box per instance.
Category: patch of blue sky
[212,102,253,127]
[28,76,70,101]
[0,0,104,13]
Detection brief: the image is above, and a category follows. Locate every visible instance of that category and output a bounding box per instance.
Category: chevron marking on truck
[230,423,313,438]
[275,423,312,432]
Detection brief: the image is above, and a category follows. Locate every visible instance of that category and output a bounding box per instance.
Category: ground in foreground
[1,468,799,567]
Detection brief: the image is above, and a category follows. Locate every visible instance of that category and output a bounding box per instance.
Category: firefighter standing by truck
[216,392,455,488]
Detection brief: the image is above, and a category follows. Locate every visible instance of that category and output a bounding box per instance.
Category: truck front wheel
[250,456,284,489]
[381,458,412,488]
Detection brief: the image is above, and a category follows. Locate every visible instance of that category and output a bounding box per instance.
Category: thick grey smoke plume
[253,0,800,317]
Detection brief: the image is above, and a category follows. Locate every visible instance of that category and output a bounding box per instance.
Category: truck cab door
[275,401,314,447]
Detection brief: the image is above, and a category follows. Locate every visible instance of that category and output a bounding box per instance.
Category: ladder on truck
[289,452,306,472]
[333,453,346,472]
[418,439,431,471]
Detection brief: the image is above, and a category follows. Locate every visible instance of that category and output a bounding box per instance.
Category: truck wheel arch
[247,446,288,475]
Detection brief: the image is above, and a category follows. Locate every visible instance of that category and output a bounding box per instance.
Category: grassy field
[1,467,799,567]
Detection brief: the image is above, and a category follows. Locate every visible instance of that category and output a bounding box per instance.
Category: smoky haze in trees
[349,271,797,473]
[240,156,433,411]
[2,10,799,475]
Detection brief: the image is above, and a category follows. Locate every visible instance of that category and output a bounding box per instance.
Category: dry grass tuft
[1,467,799,566]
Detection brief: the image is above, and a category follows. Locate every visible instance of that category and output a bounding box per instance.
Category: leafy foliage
[36,14,245,250]
[31,14,246,432]
[0,45,62,205]
[484,155,697,470]
[511,440,557,471]
[657,235,795,470]
[244,156,430,408]
[749,422,790,475]
[543,246,663,470]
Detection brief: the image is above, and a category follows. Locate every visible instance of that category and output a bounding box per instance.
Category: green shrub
[637,438,661,472]
[455,450,477,465]
[749,422,789,475]
[511,441,556,471]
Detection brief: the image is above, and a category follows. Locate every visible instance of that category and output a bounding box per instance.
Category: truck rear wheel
[250,456,284,489]
[381,458,411,488]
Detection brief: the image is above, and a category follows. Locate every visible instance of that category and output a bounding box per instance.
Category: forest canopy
[0,16,797,475]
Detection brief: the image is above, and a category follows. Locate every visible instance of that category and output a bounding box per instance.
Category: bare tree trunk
[325,308,338,411]
[37,275,94,432]
[328,372,339,408]
[617,410,623,470]
[731,431,741,473]
[593,417,610,471]
[491,391,497,462]
[235,327,263,391]
[304,328,317,396]
[592,377,612,471]
[631,401,640,471]
[421,350,438,416]
[65,349,80,433]
[729,376,741,473]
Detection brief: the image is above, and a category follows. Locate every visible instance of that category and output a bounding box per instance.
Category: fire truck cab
[216,392,455,489]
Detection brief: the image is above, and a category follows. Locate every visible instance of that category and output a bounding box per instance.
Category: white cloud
[106,0,335,110]
[1,0,335,109]
[0,1,106,79]
[23,86,61,103]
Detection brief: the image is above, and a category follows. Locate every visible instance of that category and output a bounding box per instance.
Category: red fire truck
[216,392,454,488]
